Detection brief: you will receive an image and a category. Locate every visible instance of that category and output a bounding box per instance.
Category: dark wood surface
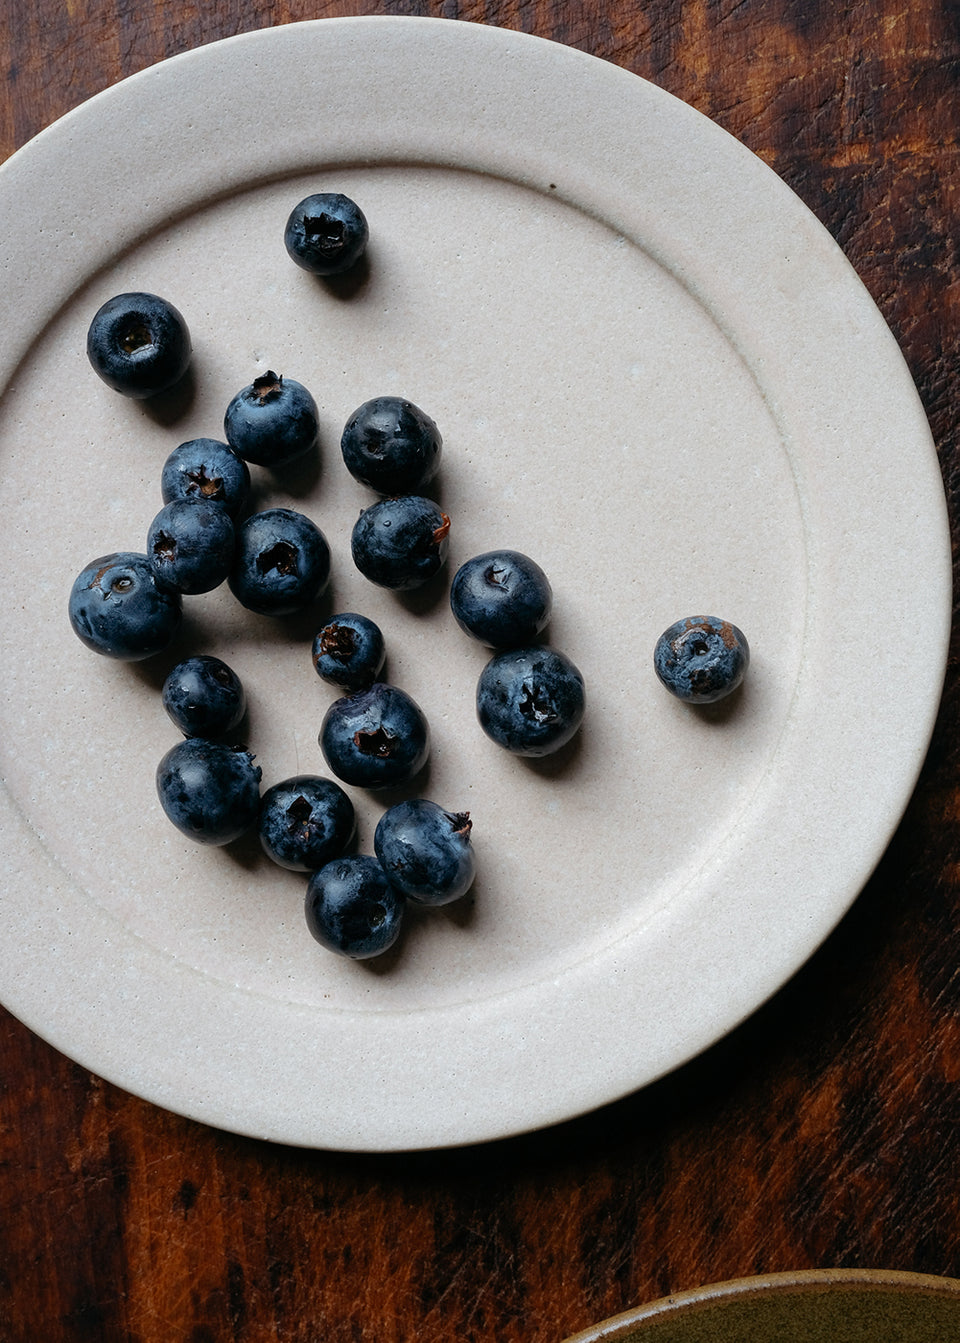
[2,1,960,1339]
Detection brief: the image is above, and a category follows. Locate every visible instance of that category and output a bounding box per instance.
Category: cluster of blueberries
[70,190,750,959]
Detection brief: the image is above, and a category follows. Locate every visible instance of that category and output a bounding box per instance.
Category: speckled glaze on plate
[562,1269,960,1342]
[0,17,950,1150]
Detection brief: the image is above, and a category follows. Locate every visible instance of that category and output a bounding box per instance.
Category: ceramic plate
[562,1269,960,1342]
[0,18,949,1149]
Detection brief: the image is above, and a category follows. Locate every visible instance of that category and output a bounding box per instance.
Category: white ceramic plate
[0,18,949,1150]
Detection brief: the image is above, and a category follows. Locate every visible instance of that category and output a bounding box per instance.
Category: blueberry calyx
[653,616,749,703]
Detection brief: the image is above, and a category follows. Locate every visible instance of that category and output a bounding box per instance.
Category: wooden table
[2,2,958,1338]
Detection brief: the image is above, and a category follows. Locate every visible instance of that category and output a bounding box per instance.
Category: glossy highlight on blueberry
[305,855,405,960]
[284,192,369,277]
[340,397,442,495]
[68,551,182,660]
[476,646,585,757]
[156,738,261,846]
[320,682,430,789]
[86,291,191,398]
[450,549,552,648]
[375,799,476,906]
[258,774,356,872]
[653,615,749,703]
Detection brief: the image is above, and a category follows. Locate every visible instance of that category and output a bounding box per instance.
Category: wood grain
[1,1,960,1339]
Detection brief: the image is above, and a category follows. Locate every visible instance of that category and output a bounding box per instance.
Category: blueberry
[450,550,552,648]
[161,655,246,738]
[229,507,331,615]
[653,616,749,703]
[86,291,191,398]
[476,646,585,757]
[319,682,430,789]
[156,738,261,846]
[340,397,442,495]
[351,495,450,590]
[305,855,404,960]
[284,192,369,277]
[147,499,235,595]
[258,774,356,872]
[160,438,250,519]
[374,800,475,906]
[312,612,386,690]
[224,371,319,468]
[68,551,182,660]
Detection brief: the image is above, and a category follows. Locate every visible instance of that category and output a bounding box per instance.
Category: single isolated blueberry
[284,192,369,277]
[229,507,331,616]
[161,655,246,738]
[147,498,235,595]
[86,291,191,398]
[319,682,430,790]
[653,615,750,704]
[160,438,250,519]
[305,855,405,960]
[450,549,552,648]
[476,646,585,757]
[156,738,261,846]
[258,774,356,872]
[351,495,450,590]
[374,800,476,906]
[312,612,386,691]
[68,551,182,660]
[340,397,442,495]
[224,371,319,468]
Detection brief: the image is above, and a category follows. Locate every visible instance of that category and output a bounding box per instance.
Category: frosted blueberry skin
[160,438,250,519]
[156,739,261,847]
[340,397,442,495]
[375,800,475,906]
[450,549,552,648]
[653,616,749,704]
[224,371,319,468]
[351,495,450,590]
[258,774,356,872]
[284,192,369,277]
[161,656,246,739]
[305,855,405,960]
[68,551,182,660]
[147,499,236,595]
[86,291,191,398]
[476,646,585,757]
[320,682,430,790]
[229,507,331,616]
[312,612,386,691]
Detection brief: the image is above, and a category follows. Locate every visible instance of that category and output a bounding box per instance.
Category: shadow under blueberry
[315,248,372,302]
[138,361,197,427]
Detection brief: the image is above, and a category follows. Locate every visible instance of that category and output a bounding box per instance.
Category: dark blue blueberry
[312,612,385,690]
[160,438,250,519]
[351,495,450,590]
[147,499,235,595]
[258,774,356,872]
[450,549,552,648]
[340,397,442,495]
[161,655,246,738]
[476,646,585,757]
[86,291,191,398]
[305,855,405,960]
[229,508,330,616]
[653,616,749,703]
[224,371,319,468]
[374,800,475,906]
[156,738,261,846]
[319,682,430,789]
[68,551,182,660]
[284,193,369,276]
